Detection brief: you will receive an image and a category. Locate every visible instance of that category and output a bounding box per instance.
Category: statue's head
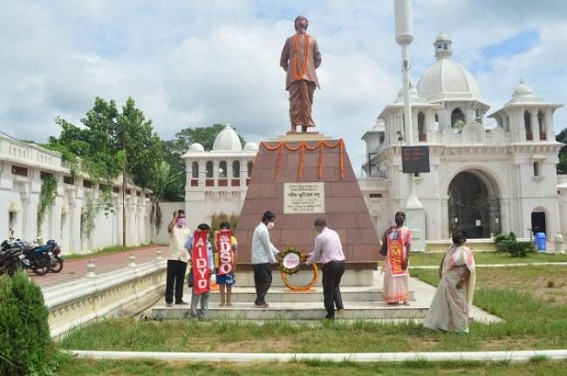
[294,15,308,31]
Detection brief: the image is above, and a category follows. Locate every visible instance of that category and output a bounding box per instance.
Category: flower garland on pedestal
[278,246,318,292]
[261,139,345,181]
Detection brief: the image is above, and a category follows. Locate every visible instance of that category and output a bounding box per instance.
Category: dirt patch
[216,338,293,353]
[476,267,567,306]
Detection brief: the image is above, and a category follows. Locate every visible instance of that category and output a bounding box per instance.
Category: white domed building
[181,125,258,230]
[361,33,564,243]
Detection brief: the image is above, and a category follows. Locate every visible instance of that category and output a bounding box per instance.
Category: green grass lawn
[53,260,567,375]
[409,250,567,267]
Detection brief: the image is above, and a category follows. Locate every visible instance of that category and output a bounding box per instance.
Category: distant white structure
[181,125,258,231]
[361,33,565,241]
[0,132,151,254]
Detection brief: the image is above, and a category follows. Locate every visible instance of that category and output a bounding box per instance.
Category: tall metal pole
[394,0,416,201]
[394,0,426,251]
[122,124,127,251]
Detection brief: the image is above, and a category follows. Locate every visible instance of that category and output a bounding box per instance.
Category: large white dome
[416,33,486,104]
[212,125,242,152]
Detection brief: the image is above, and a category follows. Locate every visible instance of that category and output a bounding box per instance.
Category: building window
[418,112,426,142]
[219,161,227,178]
[451,108,465,132]
[206,161,213,178]
[524,111,532,140]
[247,161,254,177]
[232,161,240,178]
[11,165,28,177]
[191,162,199,178]
[538,111,546,140]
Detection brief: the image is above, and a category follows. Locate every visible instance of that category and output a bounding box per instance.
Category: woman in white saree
[424,229,476,333]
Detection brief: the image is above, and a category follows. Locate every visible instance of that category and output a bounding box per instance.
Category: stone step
[205,286,415,303]
[150,301,427,321]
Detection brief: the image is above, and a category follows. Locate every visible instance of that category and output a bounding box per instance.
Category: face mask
[176,218,186,227]
[267,222,274,230]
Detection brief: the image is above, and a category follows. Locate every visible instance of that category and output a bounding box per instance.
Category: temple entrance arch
[447,170,501,239]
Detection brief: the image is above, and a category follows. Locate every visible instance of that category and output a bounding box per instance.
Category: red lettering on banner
[216,230,233,275]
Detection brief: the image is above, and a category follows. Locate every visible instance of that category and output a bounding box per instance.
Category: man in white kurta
[424,229,476,333]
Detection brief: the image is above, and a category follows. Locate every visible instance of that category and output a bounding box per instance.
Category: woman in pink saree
[381,211,412,305]
[424,229,476,333]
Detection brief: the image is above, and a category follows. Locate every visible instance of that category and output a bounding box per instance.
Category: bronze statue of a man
[280,15,321,133]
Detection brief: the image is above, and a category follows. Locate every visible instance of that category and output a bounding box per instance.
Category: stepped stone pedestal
[235,133,381,287]
[151,271,424,321]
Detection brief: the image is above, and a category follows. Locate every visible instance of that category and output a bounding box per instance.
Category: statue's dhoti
[288,79,316,131]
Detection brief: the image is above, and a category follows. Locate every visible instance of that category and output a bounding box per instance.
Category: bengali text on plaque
[283,182,325,214]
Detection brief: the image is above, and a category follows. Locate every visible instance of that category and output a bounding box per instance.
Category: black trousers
[253,263,272,305]
[322,260,345,318]
[165,260,187,304]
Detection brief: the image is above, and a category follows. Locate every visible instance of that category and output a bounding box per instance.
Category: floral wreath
[278,246,318,291]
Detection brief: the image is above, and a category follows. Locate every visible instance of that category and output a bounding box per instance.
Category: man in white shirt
[251,210,280,308]
[165,209,191,307]
[306,218,346,319]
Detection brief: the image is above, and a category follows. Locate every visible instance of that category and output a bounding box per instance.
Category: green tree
[48,97,163,188]
[556,128,567,174]
[47,97,163,237]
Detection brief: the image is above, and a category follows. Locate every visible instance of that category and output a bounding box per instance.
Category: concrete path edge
[67,349,567,363]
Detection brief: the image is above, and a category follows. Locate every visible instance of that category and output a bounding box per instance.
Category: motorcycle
[47,241,64,273]
[22,239,62,275]
[0,239,26,276]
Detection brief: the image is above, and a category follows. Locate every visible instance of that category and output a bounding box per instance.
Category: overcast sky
[2,0,566,175]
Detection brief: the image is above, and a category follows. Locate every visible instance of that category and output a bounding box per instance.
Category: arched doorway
[447,170,501,238]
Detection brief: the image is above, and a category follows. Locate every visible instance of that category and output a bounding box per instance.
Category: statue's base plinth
[235,137,381,287]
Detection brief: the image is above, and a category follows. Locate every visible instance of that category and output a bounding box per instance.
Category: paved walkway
[31,245,164,289]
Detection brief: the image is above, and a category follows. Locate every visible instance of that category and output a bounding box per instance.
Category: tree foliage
[556,128,567,174]
[47,97,163,188]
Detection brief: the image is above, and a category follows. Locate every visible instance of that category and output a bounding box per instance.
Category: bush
[0,271,56,375]
[494,232,535,257]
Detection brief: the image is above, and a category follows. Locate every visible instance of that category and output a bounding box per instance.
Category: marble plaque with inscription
[283,182,325,214]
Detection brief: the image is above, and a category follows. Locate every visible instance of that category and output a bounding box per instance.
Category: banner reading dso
[283,182,325,214]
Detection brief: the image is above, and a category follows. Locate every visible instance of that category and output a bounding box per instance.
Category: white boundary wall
[0,133,152,254]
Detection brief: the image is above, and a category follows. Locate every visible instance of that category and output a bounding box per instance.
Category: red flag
[192,229,210,294]
[216,230,233,275]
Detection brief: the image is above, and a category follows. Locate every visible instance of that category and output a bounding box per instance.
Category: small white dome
[243,142,259,151]
[212,125,242,152]
[507,79,542,104]
[189,143,204,152]
[416,34,485,104]
[511,80,535,99]
[395,86,419,103]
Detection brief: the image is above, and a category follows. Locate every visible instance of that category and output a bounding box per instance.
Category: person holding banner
[215,221,238,307]
[184,223,214,320]
[380,211,412,306]
[251,210,280,308]
[424,229,476,333]
[165,209,191,307]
